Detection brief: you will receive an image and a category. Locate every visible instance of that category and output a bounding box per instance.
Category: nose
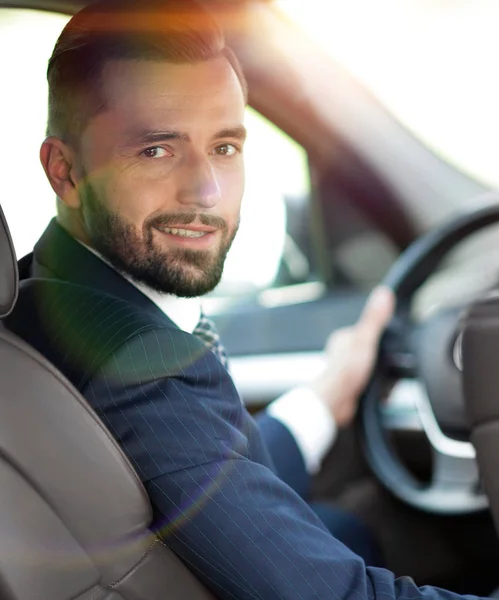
[177,154,222,209]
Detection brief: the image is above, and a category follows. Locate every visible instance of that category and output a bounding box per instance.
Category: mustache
[148,212,228,231]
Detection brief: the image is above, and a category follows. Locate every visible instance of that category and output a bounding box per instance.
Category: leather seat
[0,205,214,599]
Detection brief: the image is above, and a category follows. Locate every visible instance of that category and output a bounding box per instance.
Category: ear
[40,137,81,209]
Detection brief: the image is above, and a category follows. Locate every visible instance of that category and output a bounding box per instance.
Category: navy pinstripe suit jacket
[7,220,481,600]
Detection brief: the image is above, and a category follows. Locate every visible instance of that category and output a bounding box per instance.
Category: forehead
[99,57,246,130]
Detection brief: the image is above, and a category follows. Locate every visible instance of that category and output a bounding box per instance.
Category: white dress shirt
[79,241,337,474]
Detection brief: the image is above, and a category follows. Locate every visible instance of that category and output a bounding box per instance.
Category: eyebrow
[129,125,247,146]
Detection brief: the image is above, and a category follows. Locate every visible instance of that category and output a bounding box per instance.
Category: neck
[56,208,91,247]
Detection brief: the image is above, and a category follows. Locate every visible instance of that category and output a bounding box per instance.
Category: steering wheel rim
[360,201,499,515]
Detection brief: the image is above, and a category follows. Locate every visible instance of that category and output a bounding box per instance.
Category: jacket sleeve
[254,411,310,499]
[82,327,482,600]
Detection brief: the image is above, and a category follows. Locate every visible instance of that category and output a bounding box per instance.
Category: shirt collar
[76,240,201,333]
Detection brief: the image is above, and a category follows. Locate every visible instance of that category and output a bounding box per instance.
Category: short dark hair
[47,0,248,142]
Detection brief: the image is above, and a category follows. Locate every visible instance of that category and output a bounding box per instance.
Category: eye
[214,144,239,157]
[141,147,172,159]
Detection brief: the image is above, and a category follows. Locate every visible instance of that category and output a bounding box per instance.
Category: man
[5,0,481,598]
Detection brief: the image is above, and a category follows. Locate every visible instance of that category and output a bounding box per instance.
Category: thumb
[358,286,395,341]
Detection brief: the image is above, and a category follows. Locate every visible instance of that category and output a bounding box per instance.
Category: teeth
[162,228,207,238]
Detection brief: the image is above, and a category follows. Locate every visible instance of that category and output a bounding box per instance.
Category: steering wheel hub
[415,307,468,435]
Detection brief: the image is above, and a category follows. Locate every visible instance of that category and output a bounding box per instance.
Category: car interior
[3,0,499,596]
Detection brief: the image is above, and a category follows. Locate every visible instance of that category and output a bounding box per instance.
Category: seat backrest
[0,207,214,599]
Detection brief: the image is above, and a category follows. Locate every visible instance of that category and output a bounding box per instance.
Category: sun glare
[278,0,499,190]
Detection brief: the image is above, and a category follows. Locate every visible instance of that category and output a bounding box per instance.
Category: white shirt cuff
[266,387,337,475]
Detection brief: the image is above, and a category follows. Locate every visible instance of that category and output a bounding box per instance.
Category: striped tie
[193,312,229,369]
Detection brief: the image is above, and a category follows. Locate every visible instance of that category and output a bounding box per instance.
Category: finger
[358,286,395,338]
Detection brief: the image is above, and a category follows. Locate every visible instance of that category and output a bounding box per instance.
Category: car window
[0,9,68,259]
[280,0,499,193]
[0,8,318,299]
[214,108,315,297]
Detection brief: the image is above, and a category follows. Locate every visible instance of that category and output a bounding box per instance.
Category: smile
[160,227,209,238]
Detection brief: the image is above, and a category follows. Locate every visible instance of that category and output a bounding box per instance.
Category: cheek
[217,164,245,221]
[104,167,176,224]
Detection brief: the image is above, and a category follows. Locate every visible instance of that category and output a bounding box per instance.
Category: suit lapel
[29,218,175,325]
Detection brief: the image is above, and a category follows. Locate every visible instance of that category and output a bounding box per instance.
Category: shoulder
[4,278,192,389]
[93,320,227,388]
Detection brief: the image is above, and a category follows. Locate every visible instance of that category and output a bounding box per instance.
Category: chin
[155,266,222,298]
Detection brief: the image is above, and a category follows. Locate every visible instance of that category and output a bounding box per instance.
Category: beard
[78,181,238,298]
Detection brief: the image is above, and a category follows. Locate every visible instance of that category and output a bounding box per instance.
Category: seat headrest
[0,206,18,318]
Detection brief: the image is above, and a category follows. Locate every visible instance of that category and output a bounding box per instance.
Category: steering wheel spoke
[430,449,480,494]
[414,381,485,509]
[364,377,487,513]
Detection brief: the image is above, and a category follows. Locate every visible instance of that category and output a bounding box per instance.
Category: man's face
[74,57,246,297]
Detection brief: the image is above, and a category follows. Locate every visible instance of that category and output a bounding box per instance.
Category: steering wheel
[360,202,499,515]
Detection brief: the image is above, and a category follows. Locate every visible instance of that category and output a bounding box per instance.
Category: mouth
[154,225,218,248]
[158,226,213,238]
